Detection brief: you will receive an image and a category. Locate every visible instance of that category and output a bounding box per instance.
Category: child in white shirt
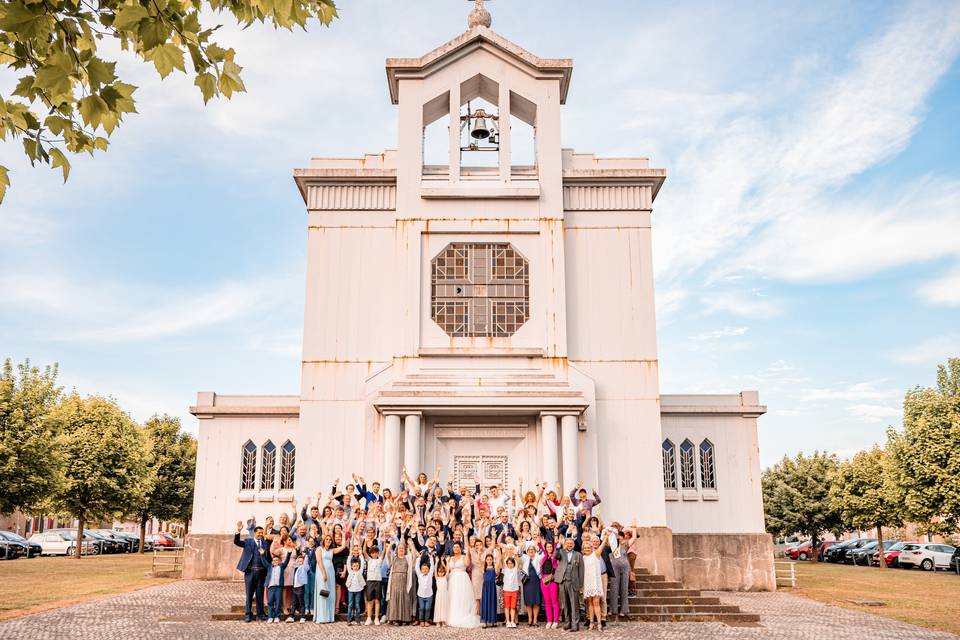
[415,556,435,626]
[344,557,366,625]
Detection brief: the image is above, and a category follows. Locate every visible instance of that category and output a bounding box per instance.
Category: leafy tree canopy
[886,357,960,535]
[48,392,148,555]
[762,450,843,547]
[0,358,63,515]
[829,446,903,537]
[0,0,338,201]
[139,413,196,524]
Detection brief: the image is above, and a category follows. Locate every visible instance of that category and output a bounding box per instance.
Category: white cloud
[847,403,902,424]
[646,2,960,312]
[701,290,781,319]
[801,382,898,402]
[0,271,296,343]
[689,326,749,341]
[918,266,960,306]
[891,333,960,365]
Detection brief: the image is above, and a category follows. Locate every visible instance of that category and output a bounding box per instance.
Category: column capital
[381,410,423,417]
[540,410,581,418]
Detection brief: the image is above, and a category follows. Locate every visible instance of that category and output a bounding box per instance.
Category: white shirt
[366,556,383,581]
[502,566,520,591]
[488,493,507,513]
[267,564,283,587]
[416,564,435,598]
[346,567,366,592]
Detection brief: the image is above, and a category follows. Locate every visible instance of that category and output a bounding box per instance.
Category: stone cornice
[293,168,397,205]
[190,405,300,419]
[385,26,573,105]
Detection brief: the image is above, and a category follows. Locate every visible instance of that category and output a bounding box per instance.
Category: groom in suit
[556,536,584,631]
[234,520,268,623]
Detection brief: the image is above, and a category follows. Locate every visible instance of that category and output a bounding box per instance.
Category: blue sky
[1,1,958,468]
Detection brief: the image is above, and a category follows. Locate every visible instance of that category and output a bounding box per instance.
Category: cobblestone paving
[0,580,955,640]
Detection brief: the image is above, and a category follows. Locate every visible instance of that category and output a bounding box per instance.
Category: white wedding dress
[446,557,480,628]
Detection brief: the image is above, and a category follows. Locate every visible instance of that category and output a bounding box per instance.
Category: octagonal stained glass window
[431,242,529,337]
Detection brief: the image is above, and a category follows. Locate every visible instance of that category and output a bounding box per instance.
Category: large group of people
[233,467,642,631]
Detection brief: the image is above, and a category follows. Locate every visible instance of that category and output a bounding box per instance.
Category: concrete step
[630,604,742,615]
[635,580,684,589]
[629,612,762,623]
[629,596,721,605]
[636,588,703,597]
[634,574,666,582]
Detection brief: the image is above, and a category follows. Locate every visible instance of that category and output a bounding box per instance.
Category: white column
[403,413,422,479]
[498,81,511,182]
[449,83,460,182]
[561,414,579,492]
[383,414,401,492]
[540,414,559,486]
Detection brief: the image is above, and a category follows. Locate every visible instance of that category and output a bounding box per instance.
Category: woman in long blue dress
[314,534,337,623]
[479,553,499,627]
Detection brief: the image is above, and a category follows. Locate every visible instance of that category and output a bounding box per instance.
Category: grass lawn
[0,554,173,621]
[786,560,960,635]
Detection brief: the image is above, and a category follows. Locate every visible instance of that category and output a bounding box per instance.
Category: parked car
[824,539,870,563]
[150,532,180,548]
[841,538,878,564]
[879,541,916,568]
[0,536,27,560]
[86,531,125,553]
[898,543,957,570]
[0,531,42,558]
[90,529,138,553]
[850,540,897,566]
[817,540,838,561]
[113,531,141,552]
[28,531,94,556]
[45,529,107,554]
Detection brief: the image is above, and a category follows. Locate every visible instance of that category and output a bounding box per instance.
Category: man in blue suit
[235,519,268,622]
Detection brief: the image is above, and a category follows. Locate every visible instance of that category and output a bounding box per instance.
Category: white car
[28,531,94,556]
[897,543,956,570]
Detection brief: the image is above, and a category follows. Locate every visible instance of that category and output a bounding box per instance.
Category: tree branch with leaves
[0,0,338,201]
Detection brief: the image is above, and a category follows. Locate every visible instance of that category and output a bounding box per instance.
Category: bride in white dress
[446,543,480,628]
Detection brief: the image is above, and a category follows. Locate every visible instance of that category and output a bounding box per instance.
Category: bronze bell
[470,109,492,139]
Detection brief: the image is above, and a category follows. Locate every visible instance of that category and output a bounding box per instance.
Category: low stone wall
[183,534,242,581]
[672,533,775,592]
[631,526,676,581]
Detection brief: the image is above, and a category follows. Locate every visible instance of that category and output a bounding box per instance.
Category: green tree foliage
[48,393,148,558]
[762,451,842,560]
[135,414,196,552]
[0,358,64,515]
[0,0,338,201]
[828,446,903,567]
[886,357,960,535]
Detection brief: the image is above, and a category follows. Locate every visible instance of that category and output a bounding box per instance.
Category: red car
[150,533,178,548]
[881,541,917,568]
[787,540,836,561]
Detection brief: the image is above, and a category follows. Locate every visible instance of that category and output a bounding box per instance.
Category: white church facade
[185,8,775,591]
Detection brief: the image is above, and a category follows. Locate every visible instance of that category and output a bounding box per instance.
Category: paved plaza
[0,580,955,640]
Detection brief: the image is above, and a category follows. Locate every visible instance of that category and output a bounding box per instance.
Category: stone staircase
[212,567,759,625]
[627,567,760,624]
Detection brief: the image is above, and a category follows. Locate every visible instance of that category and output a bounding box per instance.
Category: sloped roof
[385,25,573,105]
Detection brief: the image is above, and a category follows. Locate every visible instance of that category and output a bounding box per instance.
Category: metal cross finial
[467,0,491,29]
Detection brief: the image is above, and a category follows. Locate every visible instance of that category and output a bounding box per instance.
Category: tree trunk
[75,518,85,559]
[876,525,885,569]
[139,515,147,555]
[810,531,819,563]
[182,520,189,538]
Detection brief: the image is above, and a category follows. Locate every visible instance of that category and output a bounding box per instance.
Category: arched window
[240,440,257,490]
[661,439,677,490]
[260,440,276,491]
[679,439,697,490]
[700,439,717,490]
[280,440,296,490]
